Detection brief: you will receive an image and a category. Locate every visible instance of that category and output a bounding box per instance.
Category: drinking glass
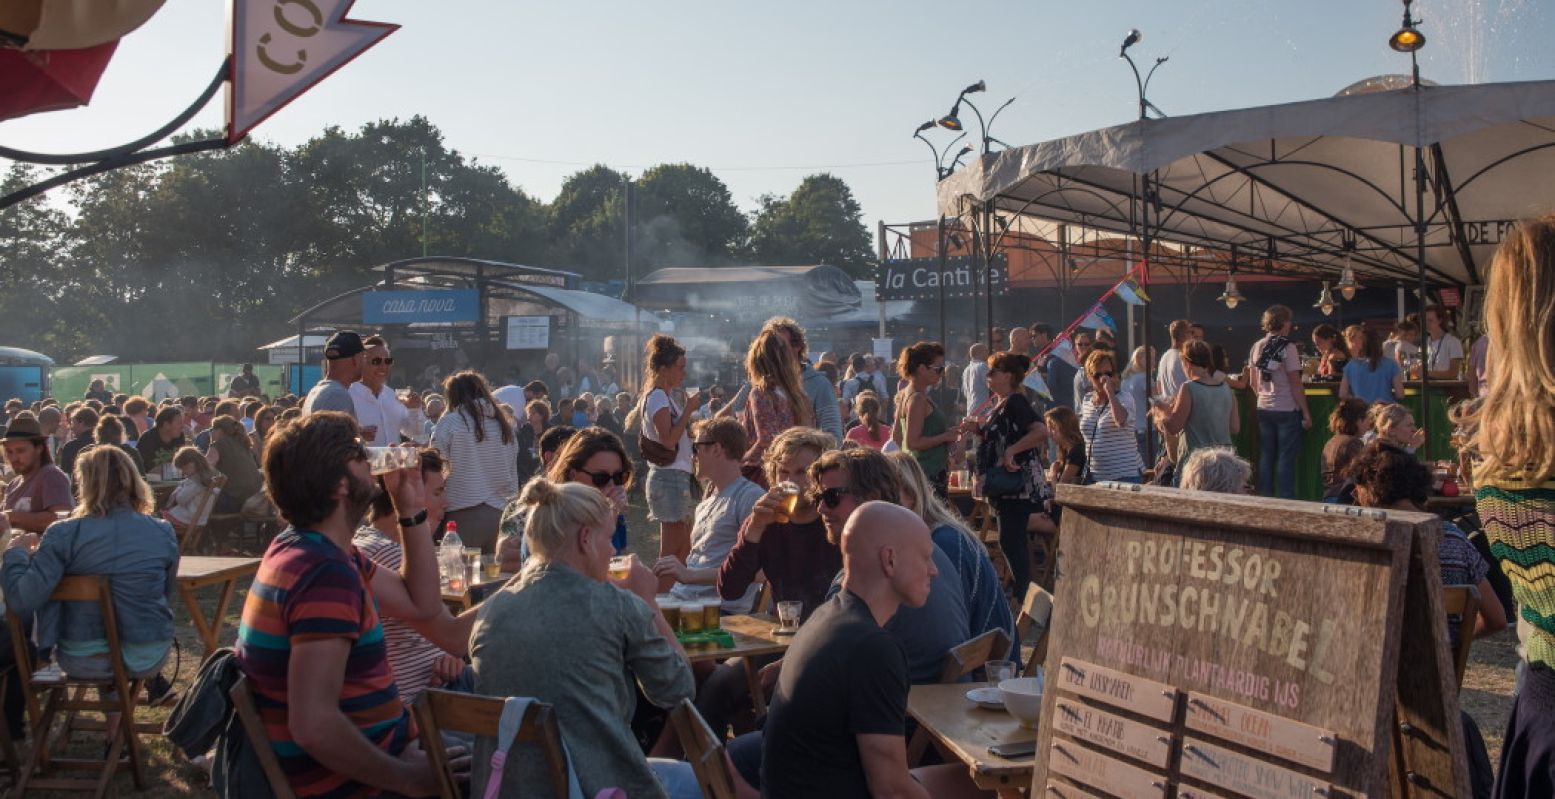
[608,556,631,580]
[680,602,705,633]
[986,660,1019,685]
[703,603,721,631]
[481,555,501,581]
[776,600,802,632]
[366,446,417,475]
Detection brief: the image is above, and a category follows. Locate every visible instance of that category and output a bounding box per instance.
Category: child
[163,446,219,532]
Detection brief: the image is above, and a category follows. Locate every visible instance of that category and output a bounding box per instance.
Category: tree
[0,163,86,355]
[745,173,875,279]
[546,164,628,282]
[633,163,747,268]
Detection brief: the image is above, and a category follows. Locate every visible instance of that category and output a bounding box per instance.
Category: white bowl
[999,677,1044,728]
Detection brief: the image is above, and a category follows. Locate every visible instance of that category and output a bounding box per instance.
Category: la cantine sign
[875,256,1008,302]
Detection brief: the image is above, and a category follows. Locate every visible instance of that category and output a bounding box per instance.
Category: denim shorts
[646,467,693,523]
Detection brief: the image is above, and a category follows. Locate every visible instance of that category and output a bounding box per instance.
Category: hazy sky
[4,0,1550,232]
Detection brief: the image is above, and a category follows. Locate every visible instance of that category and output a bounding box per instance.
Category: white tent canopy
[935,79,1555,286]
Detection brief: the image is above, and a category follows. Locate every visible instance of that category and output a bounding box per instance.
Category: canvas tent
[633,265,862,322]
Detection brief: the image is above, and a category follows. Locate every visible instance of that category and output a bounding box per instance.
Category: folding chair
[1441,585,1481,691]
[670,698,738,799]
[907,628,1012,764]
[228,674,296,799]
[413,688,570,799]
[12,576,149,798]
[179,474,227,554]
[1015,583,1054,677]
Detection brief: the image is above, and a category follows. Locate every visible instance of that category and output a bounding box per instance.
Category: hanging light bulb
[1218,274,1245,310]
[1314,281,1339,316]
[1335,243,1359,301]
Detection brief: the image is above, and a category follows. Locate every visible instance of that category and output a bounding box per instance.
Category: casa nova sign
[227,0,398,143]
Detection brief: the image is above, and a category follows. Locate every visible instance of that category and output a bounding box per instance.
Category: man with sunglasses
[350,335,426,446]
[654,418,764,612]
[303,330,365,420]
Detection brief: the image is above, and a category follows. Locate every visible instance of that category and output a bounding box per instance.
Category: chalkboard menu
[1034,483,1467,799]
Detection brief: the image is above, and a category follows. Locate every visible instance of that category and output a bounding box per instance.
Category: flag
[1114,281,1146,306]
[1080,306,1117,332]
[1050,338,1079,367]
[1022,367,1052,400]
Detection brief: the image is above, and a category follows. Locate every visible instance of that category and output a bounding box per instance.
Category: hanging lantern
[1314,281,1339,316]
[1218,275,1245,310]
[1336,250,1359,301]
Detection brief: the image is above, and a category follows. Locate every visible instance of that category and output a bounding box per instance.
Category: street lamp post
[936,80,1016,348]
[1120,28,1168,468]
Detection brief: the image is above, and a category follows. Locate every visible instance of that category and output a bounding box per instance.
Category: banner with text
[363,290,480,325]
[875,255,1007,302]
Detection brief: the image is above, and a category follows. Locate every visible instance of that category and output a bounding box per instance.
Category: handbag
[637,389,680,468]
[980,397,1040,499]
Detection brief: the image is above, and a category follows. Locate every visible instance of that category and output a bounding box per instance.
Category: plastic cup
[657,598,681,630]
[987,659,1019,685]
[366,446,417,475]
[680,601,705,633]
[703,603,721,631]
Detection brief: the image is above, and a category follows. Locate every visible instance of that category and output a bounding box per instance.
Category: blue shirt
[1343,357,1402,405]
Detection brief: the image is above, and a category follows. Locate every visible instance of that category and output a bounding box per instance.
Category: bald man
[762,502,939,798]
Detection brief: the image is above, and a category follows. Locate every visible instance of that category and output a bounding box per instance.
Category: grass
[17,491,1525,796]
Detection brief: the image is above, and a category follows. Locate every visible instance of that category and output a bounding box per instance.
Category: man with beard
[234,412,466,798]
[1,416,74,532]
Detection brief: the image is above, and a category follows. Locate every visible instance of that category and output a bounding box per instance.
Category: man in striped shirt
[234,413,465,798]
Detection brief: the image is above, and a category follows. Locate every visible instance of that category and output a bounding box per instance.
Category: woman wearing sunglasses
[496,426,635,573]
[1079,349,1144,484]
[975,351,1055,593]
[892,341,966,499]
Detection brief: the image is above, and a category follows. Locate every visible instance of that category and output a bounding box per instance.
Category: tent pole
[1141,170,1155,470]
[937,217,948,346]
[985,201,995,349]
[1415,144,1432,462]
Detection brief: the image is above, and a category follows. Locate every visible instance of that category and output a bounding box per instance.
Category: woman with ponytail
[843,391,890,450]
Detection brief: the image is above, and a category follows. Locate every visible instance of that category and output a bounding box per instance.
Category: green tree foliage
[745,173,875,279]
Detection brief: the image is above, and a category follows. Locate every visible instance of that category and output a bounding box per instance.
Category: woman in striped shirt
[1078,349,1144,483]
[431,371,519,553]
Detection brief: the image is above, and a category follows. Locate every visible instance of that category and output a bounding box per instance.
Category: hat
[324,330,365,360]
[2,417,45,440]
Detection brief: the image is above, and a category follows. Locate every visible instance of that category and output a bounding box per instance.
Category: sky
[4,0,1552,234]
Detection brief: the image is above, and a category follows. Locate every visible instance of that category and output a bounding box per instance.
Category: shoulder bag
[638,389,680,468]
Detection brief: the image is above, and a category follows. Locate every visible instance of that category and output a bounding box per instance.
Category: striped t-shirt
[235,528,414,799]
[1079,392,1144,481]
[352,527,446,705]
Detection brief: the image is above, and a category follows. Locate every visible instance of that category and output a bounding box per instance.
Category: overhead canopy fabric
[935,79,1555,286]
[635,265,862,321]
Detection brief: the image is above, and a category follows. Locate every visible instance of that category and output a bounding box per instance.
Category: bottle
[440,522,464,591]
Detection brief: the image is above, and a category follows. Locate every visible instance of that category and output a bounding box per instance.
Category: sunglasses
[928,364,946,373]
[809,486,854,509]
[578,468,628,488]
[369,357,394,366]
[692,439,719,450]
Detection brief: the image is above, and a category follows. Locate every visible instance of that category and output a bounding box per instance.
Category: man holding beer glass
[652,418,763,611]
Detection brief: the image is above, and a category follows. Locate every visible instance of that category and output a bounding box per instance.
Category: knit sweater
[1476,476,1555,667]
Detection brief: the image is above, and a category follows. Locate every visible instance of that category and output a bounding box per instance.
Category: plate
[966,686,1004,710]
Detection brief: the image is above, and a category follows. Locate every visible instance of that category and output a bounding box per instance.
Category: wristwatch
[397,509,428,528]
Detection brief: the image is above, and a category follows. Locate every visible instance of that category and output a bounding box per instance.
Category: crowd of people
[0,209,1549,797]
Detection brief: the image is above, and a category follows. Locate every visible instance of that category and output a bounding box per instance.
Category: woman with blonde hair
[470,477,698,798]
[1,444,179,683]
[164,445,220,532]
[1373,403,1426,453]
[843,390,889,450]
[740,328,812,475]
[1466,216,1555,797]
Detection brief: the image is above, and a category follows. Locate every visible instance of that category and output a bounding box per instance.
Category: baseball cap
[324,331,365,360]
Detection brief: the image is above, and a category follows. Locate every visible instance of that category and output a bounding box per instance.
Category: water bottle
[440,522,465,591]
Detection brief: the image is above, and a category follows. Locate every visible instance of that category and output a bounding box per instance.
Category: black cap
[324,331,365,360]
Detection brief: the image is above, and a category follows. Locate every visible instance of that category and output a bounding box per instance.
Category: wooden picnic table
[907,681,1036,798]
[177,556,261,656]
[686,613,791,716]
[442,574,514,611]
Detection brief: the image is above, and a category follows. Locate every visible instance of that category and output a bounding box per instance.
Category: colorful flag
[1114,281,1145,306]
[1081,306,1117,332]
[1022,367,1052,400]
[1050,338,1079,367]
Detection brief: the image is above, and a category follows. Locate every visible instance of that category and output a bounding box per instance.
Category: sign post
[1035,483,1467,799]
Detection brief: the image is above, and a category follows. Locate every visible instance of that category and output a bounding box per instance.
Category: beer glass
[774,481,800,523]
[366,447,417,475]
[703,603,721,631]
[776,600,802,633]
[680,601,705,633]
[608,556,631,580]
[986,660,1018,685]
[658,598,681,630]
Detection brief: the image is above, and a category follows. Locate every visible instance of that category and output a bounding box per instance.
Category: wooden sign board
[1033,483,1468,799]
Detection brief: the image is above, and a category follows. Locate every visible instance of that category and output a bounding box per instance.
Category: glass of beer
[657,597,681,630]
[608,556,631,580]
[776,600,802,633]
[680,601,705,633]
[366,447,417,476]
[774,481,801,524]
[481,555,501,581]
[703,603,721,631]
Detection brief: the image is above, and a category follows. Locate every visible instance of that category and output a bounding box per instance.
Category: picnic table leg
[742,657,767,718]
[207,578,241,650]
[178,582,219,656]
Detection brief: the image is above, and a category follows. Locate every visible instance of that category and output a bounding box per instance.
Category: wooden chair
[670,698,738,799]
[178,474,227,554]
[12,576,149,798]
[907,628,1013,764]
[1441,585,1481,690]
[228,674,296,799]
[975,500,1015,592]
[1015,583,1055,677]
[752,582,773,616]
[413,688,570,799]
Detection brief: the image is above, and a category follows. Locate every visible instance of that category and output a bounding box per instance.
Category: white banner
[227,0,398,143]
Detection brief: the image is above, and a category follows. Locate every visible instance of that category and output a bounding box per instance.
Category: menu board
[1033,484,1468,799]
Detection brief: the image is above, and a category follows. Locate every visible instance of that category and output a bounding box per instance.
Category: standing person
[84,379,113,404]
[844,392,891,450]
[94,415,143,473]
[233,413,456,799]
[1383,319,1422,371]
[892,342,962,498]
[1078,349,1144,484]
[1469,331,1491,398]
[1,416,74,531]
[515,399,550,487]
[739,329,813,477]
[431,370,519,553]
[1248,304,1311,499]
[1152,340,1238,477]
[655,418,764,612]
[228,363,262,399]
[302,330,366,418]
[1120,346,1153,457]
[1340,324,1405,405]
[1039,325,1078,410]
[1070,331,1096,408]
[731,318,842,442]
[1423,305,1466,380]
[122,397,151,440]
[761,501,980,799]
[975,351,1053,592]
[1008,326,1032,357]
[641,334,703,567]
[1465,215,1555,798]
[350,335,426,446]
[1156,319,1193,402]
[1311,324,1350,380]
[961,343,990,417]
[136,406,188,476]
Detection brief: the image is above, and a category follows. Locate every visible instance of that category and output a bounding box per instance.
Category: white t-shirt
[350,382,427,446]
[491,385,527,414]
[1426,333,1464,373]
[642,388,693,473]
[1249,336,1301,412]
[1156,349,1187,402]
[1383,339,1420,366]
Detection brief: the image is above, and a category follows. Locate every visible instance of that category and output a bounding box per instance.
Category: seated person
[1321,398,1369,502]
[233,413,460,798]
[495,426,625,574]
[205,416,264,513]
[470,477,700,799]
[352,448,472,705]
[136,406,188,476]
[2,445,178,683]
[1178,447,1254,494]
[653,418,764,611]
[56,406,98,478]
[762,501,986,799]
[163,446,221,534]
[93,415,143,473]
[2,416,74,532]
[1373,403,1427,453]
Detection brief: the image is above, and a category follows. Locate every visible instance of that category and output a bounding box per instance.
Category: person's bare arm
[495,534,523,574]
[1157,385,1193,436]
[857,734,930,799]
[1338,374,1353,400]
[1474,577,1507,639]
[1228,390,1241,436]
[367,466,441,621]
[1288,365,1312,430]
[6,509,64,533]
[405,606,482,657]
